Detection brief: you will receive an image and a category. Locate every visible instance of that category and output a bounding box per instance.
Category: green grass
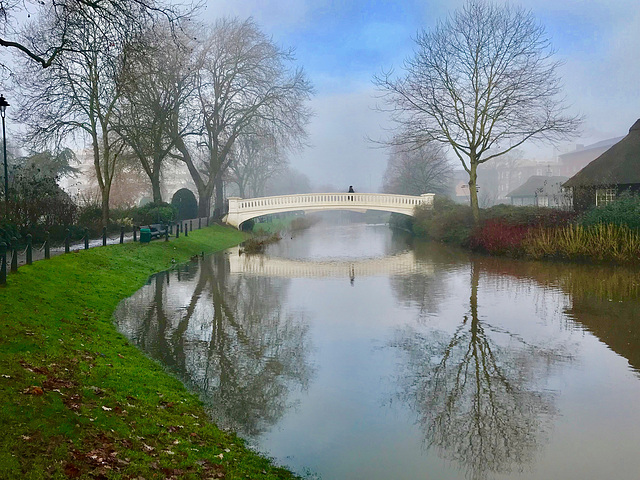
[0,225,300,479]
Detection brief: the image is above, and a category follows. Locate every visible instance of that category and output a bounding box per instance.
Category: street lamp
[0,94,9,204]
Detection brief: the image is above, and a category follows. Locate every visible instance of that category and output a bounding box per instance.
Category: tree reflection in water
[115,253,313,438]
[391,265,569,480]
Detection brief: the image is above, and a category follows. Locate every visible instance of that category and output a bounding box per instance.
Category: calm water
[114,223,640,480]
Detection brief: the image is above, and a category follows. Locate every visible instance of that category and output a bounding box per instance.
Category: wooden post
[133,226,137,242]
[165,224,169,242]
[198,217,202,229]
[44,231,50,260]
[84,229,89,250]
[120,226,124,244]
[185,223,188,237]
[206,216,209,227]
[26,234,32,265]
[0,242,6,285]
[10,237,17,273]
[190,219,193,231]
[65,229,70,253]
[102,226,107,246]
[175,223,179,238]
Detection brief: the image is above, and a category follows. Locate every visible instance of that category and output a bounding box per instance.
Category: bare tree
[170,17,313,218]
[0,0,187,70]
[374,0,581,223]
[115,22,195,203]
[17,14,131,226]
[382,140,452,196]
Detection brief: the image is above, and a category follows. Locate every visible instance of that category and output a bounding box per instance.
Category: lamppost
[0,95,9,204]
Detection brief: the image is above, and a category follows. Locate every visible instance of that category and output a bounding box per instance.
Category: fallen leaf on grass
[23,386,44,395]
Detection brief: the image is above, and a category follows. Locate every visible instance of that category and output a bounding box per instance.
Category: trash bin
[140,227,151,243]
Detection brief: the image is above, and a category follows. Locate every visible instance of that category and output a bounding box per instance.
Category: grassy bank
[0,225,300,479]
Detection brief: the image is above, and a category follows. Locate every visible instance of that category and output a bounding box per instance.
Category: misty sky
[203,0,640,191]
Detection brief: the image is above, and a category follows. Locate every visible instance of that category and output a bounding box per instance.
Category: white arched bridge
[223,192,435,229]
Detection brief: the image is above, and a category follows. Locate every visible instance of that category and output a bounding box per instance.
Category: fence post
[26,234,32,265]
[44,231,50,260]
[65,229,70,253]
[10,237,17,273]
[133,226,137,242]
[102,226,107,246]
[0,242,6,285]
[169,224,173,235]
[185,223,188,237]
[198,217,202,229]
[190,219,193,231]
[120,226,124,244]
[165,224,169,242]
[176,223,179,238]
[84,229,89,250]
[206,216,209,227]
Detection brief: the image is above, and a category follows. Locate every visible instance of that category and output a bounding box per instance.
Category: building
[557,136,624,178]
[506,175,570,208]
[563,119,640,211]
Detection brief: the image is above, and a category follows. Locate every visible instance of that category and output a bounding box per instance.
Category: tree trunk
[213,175,224,219]
[151,173,163,204]
[198,191,210,218]
[101,188,110,228]
[469,161,480,225]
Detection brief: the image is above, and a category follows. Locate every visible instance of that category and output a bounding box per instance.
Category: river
[114,222,640,479]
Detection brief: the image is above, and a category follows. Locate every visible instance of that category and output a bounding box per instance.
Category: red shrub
[470,220,532,256]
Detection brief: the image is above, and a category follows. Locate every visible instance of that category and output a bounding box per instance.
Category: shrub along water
[0,225,299,479]
[411,195,640,265]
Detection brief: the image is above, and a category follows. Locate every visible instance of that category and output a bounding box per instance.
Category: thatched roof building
[564,119,640,210]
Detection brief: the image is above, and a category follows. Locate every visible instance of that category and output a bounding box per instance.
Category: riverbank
[408,196,640,265]
[0,225,299,479]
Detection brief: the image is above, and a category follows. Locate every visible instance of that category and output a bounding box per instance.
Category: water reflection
[391,262,573,480]
[113,224,640,480]
[114,254,313,437]
[475,258,640,373]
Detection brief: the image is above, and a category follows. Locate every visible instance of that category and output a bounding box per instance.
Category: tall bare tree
[171,18,313,218]
[374,0,581,223]
[382,140,452,196]
[17,14,131,226]
[115,23,195,203]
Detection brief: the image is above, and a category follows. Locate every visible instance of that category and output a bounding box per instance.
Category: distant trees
[382,141,452,196]
[12,13,313,225]
[375,0,580,223]
[170,18,313,217]
[227,131,286,198]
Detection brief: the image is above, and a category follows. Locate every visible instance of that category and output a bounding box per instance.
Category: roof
[506,175,569,198]
[564,119,640,188]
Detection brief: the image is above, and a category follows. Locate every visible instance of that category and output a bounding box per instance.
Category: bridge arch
[223,192,434,229]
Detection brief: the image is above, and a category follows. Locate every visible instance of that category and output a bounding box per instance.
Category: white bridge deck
[223,192,434,228]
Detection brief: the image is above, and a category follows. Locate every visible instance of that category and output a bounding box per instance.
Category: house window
[596,188,616,206]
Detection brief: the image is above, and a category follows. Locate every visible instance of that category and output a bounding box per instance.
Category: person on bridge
[348,186,354,200]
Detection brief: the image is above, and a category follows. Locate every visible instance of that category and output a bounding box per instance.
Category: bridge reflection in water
[227,247,434,278]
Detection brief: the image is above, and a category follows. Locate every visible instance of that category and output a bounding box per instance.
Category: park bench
[140,224,168,240]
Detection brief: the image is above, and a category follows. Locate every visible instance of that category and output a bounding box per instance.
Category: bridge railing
[231,192,434,210]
